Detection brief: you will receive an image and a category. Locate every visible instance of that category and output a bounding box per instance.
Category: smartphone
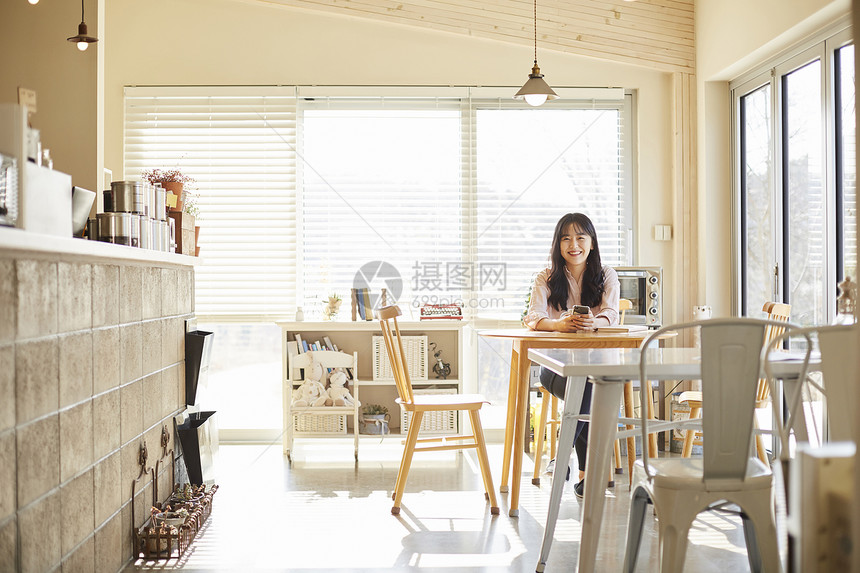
[572,305,590,315]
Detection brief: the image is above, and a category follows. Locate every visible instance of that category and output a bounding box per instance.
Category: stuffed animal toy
[326,370,358,407]
[291,357,328,407]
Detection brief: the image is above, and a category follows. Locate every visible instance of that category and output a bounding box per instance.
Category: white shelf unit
[276,320,465,435]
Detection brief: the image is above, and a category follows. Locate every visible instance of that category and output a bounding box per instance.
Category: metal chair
[378,305,499,516]
[624,318,796,573]
[762,323,858,571]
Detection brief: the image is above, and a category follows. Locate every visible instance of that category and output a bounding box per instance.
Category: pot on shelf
[161,181,184,213]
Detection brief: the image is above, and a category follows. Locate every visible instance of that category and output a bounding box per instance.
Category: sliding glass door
[735,31,854,325]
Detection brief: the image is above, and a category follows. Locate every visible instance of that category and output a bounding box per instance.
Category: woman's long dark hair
[546,213,605,311]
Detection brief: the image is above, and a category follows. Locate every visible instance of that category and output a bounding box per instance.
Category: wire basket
[372,335,428,380]
[292,412,347,435]
[400,388,458,435]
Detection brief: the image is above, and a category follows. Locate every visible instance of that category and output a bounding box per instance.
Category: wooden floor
[128,439,754,572]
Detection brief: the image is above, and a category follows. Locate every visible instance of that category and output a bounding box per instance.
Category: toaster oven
[614,266,662,327]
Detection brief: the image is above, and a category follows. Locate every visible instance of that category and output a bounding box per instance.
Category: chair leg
[753,416,768,464]
[738,491,781,573]
[654,492,696,573]
[623,382,636,487]
[392,411,423,515]
[645,384,659,458]
[614,439,623,473]
[469,410,500,515]
[623,486,651,573]
[533,391,552,485]
[549,395,558,460]
[681,404,701,458]
[741,512,763,573]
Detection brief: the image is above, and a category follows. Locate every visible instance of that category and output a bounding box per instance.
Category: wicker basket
[400,388,458,435]
[372,335,428,380]
[292,412,347,435]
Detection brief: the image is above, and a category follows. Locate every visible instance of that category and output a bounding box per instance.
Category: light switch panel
[653,224,673,241]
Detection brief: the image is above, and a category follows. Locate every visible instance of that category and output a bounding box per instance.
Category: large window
[734,26,854,325]
[124,87,635,434]
[125,87,634,322]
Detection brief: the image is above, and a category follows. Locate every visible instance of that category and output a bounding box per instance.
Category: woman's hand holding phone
[556,305,595,332]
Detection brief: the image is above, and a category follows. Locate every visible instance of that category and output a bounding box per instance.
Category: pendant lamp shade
[67,0,98,51]
[514,64,559,107]
[514,0,557,107]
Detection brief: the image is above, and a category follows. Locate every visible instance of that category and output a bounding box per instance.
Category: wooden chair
[531,298,635,486]
[378,305,499,516]
[678,301,791,461]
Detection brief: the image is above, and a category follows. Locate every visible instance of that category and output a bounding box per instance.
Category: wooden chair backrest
[756,301,792,404]
[377,305,414,404]
[619,298,633,325]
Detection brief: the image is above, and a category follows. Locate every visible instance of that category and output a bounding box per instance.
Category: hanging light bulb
[67,0,98,50]
[28,0,40,5]
[514,0,558,107]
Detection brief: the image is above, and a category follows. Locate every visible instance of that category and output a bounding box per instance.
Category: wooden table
[477,328,659,517]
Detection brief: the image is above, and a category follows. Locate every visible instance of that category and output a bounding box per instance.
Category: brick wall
[0,255,194,572]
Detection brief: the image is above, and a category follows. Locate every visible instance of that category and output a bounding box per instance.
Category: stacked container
[96,180,172,252]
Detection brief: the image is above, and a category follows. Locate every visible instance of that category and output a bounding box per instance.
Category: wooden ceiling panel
[253,0,695,72]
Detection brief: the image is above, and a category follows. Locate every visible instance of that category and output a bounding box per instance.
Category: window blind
[469,98,632,317]
[124,87,633,320]
[124,87,297,317]
[299,98,465,316]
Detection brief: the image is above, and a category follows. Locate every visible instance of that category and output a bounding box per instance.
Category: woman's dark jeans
[538,366,591,473]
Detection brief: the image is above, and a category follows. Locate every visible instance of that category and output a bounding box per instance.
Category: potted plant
[141,168,195,213]
[360,404,390,435]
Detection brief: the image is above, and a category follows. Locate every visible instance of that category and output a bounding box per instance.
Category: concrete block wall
[0,255,194,573]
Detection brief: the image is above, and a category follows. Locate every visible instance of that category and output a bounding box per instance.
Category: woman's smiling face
[559,223,593,269]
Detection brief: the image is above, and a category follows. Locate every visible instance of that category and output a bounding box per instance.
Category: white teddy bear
[291,357,329,407]
[326,370,358,408]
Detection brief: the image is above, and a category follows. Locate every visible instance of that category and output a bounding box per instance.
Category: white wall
[695,0,850,316]
[0,0,101,193]
[104,0,679,316]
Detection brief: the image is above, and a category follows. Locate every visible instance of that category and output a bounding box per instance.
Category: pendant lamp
[514,0,558,107]
[67,0,98,51]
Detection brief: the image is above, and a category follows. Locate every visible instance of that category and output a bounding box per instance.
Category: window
[734,26,854,325]
[124,86,634,433]
[297,95,632,320]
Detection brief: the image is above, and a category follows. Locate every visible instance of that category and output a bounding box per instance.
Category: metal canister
[97,212,137,245]
[159,220,170,251]
[154,186,167,221]
[110,181,144,214]
[150,219,161,251]
[139,214,151,250]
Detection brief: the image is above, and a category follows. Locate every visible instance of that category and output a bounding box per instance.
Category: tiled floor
[129,439,754,572]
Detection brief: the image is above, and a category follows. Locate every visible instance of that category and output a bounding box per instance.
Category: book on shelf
[294,333,305,353]
[287,339,304,379]
[361,289,373,320]
[323,336,335,351]
[355,288,366,321]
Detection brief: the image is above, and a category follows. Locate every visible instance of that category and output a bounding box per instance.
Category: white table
[527,346,814,573]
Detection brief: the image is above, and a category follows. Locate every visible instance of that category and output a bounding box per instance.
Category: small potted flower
[359,404,390,435]
[141,168,195,213]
